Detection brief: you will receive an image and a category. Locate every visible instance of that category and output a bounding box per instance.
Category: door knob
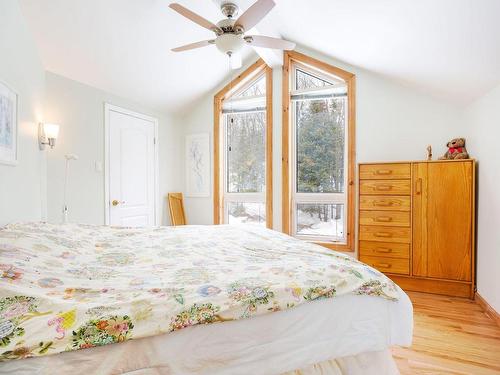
[111,200,124,206]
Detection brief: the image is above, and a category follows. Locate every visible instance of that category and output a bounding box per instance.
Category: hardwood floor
[392,292,500,374]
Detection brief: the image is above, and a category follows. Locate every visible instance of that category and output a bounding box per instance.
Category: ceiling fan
[169,0,296,69]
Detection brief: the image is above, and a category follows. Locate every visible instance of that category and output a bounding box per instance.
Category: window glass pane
[296,203,344,238]
[226,111,266,193]
[228,202,266,226]
[295,69,334,90]
[235,75,266,98]
[296,97,346,193]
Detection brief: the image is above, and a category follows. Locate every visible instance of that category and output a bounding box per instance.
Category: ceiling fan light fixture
[169,0,295,62]
[215,33,244,55]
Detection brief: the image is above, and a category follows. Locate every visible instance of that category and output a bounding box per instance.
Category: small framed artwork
[186,133,210,197]
[0,81,18,165]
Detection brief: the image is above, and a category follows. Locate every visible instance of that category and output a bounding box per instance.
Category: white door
[106,104,158,227]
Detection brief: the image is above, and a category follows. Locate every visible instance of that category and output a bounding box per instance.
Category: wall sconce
[38,123,60,150]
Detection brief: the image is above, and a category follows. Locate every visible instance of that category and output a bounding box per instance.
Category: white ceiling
[20,0,500,114]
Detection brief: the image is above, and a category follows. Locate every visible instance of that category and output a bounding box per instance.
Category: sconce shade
[43,123,60,139]
[39,122,60,150]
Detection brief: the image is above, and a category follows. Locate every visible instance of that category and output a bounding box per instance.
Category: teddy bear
[439,138,469,160]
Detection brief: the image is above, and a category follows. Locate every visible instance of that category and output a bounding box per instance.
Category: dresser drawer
[359,195,411,211]
[359,210,410,227]
[359,226,411,243]
[359,241,410,258]
[360,255,410,275]
[359,163,411,180]
[360,179,411,195]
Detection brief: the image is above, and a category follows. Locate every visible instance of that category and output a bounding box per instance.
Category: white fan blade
[245,35,295,50]
[235,0,275,31]
[172,40,214,52]
[169,3,222,33]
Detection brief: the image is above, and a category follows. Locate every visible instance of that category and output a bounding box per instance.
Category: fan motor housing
[217,18,236,33]
[217,18,244,34]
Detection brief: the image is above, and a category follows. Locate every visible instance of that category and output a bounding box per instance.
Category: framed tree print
[0,81,18,165]
[186,133,210,197]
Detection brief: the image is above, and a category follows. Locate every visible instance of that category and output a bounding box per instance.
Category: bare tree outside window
[226,111,266,193]
[223,74,267,227]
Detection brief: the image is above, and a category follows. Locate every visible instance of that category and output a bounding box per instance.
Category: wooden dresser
[358,160,475,298]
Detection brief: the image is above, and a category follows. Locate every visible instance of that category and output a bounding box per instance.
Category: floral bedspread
[0,222,398,361]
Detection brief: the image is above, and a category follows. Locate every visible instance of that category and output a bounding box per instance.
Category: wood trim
[285,51,355,81]
[409,164,414,276]
[213,59,273,228]
[265,66,273,228]
[475,292,500,327]
[281,51,356,251]
[346,74,356,252]
[213,98,222,224]
[214,59,268,102]
[281,52,291,234]
[471,161,476,297]
[316,242,353,252]
[389,275,473,298]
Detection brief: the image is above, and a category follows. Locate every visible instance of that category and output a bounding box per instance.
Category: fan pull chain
[229,53,234,124]
[227,55,234,156]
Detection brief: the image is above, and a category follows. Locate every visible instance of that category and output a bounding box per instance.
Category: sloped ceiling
[20,0,500,114]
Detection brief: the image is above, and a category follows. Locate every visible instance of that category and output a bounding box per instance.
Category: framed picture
[0,81,18,165]
[186,133,210,197]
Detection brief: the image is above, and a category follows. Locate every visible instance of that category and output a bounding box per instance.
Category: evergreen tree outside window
[283,52,355,251]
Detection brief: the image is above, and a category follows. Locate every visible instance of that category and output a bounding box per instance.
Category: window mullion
[225,193,265,202]
[294,194,346,204]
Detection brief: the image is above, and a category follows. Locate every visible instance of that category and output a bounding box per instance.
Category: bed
[0,222,412,374]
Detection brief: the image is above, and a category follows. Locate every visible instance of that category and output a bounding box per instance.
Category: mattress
[0,286,412,374]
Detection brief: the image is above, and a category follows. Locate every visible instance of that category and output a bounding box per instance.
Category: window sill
[313,241,352,252]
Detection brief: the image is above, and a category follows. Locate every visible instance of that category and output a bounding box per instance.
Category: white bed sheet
[0,286,412,375]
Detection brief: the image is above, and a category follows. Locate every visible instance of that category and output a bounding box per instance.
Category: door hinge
[153,138,156,145]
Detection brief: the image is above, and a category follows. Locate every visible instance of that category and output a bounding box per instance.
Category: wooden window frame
[214,59,273,228]
[282,51,356,251]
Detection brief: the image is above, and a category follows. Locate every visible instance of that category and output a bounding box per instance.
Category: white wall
[44,72,183,226]
[0,0,46,226]
[463,84,500,313]
[180,46,465,232]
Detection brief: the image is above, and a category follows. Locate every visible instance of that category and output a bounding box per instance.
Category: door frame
[104,103,159,226]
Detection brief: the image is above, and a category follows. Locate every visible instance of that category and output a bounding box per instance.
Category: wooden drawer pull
[375,216,393,222]
[374,248,393,253]
[375,185,393,191]
[374,200,394,207]
[377,263,392,268]
[374,232,392,238]
[375,169,393,175]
